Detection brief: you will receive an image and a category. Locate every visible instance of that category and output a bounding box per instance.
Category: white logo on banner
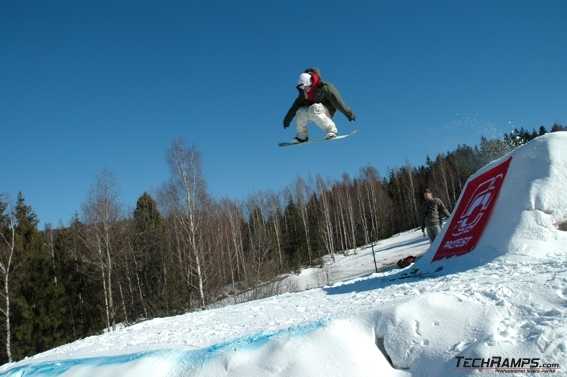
[452,174,504,237]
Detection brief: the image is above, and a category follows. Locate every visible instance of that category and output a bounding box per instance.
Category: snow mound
[2,133,567,377]
[415,131,567,274]
[192,319,407,377]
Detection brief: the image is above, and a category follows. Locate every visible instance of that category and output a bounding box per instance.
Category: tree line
[0,124,565,363]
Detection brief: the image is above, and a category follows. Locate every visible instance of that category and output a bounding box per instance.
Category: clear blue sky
[2,0,566,227]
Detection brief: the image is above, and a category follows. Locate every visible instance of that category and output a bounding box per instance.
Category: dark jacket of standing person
[421,195,451,229]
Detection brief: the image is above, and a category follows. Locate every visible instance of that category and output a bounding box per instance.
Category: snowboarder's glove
[283,116,292,129]
[421,226,425,235]
[345,110,356,122]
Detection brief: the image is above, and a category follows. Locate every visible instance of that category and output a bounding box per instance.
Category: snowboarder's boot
[294,136,309,143]
[325,132,337,140]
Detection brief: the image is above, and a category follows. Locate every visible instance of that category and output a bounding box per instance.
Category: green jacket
[283,69,354,127]
[422,198,451,227]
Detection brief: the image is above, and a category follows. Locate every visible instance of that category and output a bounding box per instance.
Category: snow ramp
[413,131,567,275]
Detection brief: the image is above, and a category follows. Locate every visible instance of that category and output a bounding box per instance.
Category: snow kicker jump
[432,156,512,261]
[412,131,567,275]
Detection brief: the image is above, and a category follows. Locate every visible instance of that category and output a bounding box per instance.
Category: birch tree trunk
[0,215,15,362]
[356,182,370,245]
[316,176,335,262]
[405,164,419,227]
[294,178,313,264]
[82,170,120,331]
[268,195,284,271]
[167,140,208,308]
[341,175,357,252]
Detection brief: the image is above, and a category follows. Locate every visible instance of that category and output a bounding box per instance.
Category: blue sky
[1,0,566,227]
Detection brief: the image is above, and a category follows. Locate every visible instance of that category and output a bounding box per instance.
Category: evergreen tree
[13,192,38,248]
[12,247,66,359]
[53,218,103,341]
[0,200,7,225]
[8,194,67,360]
[132,193,163,317]
[134,193,161,233]
[281,199,304,269]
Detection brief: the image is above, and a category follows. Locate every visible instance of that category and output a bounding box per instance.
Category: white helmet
[297,72,312,88]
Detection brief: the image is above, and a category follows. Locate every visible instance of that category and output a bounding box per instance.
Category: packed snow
[1,132,567,377]
[217,231,430,304]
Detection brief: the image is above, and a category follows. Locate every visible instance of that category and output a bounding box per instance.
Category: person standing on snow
[283,68,356,143]
[421,188,451,242]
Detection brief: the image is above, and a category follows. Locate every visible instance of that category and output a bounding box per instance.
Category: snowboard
[278,129,358,147]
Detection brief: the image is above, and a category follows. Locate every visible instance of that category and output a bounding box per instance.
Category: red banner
[432,157,512,261]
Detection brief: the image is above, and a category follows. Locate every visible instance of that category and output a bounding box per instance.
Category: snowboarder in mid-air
[282,68,356,144]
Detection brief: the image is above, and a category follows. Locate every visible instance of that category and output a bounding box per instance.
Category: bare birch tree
[316,176,335,262]
[267,194,284,272]
[0,201,15,362]
[293,178,313,264]
[403,163,419,227]
[221,200,247,284]
[167,139,208,308]
[81,170,121,331]
[341,174,357,252]
[245,195,273,282]
[355,179,370,245]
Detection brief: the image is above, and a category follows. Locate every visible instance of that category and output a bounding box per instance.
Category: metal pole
[372,243,378,273]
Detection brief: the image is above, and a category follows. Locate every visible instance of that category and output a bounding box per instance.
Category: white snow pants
[295,103,338,139]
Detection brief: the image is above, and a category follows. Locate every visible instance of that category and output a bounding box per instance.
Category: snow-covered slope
[227,231,430,301]
[2,133,567,377]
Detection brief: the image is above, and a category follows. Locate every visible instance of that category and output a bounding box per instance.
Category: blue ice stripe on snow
[0,351,158,377]
[0,319,328,376]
